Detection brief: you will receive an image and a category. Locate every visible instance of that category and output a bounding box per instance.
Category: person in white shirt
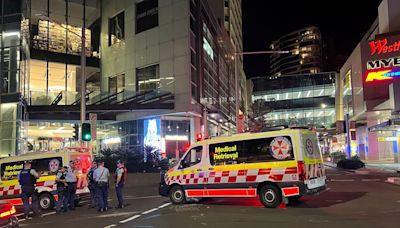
[93,160,110,212]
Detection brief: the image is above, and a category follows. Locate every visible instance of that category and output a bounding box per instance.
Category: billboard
[361,34,400,109]
[143,118,161,150]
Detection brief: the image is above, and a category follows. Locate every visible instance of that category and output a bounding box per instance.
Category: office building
[0,0,240,159]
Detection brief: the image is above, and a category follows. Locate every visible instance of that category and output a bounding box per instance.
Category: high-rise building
[0,0,240,158]
[206,0,248,119]
[269,26,322,77]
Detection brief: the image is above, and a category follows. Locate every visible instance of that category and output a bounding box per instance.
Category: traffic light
[73,124,79,141]
[81,123,91,141]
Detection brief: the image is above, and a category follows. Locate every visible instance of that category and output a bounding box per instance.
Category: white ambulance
[0,148,92,210]
[159,128,326,208]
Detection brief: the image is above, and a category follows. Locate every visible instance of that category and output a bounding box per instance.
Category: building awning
[368,119,400,132]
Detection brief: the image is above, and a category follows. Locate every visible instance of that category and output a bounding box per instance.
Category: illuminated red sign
[369,38,400,55]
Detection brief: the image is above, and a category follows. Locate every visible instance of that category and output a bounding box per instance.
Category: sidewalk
[324,161,400,186]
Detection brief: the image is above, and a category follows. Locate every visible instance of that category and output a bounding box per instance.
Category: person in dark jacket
[87,161,98,208]
[18,161,40,219]
[55,166,68,213]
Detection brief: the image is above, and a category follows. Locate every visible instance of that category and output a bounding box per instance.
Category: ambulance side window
[1,161,24,181]
[180,146,202,169]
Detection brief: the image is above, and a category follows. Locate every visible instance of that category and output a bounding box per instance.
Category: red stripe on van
[207,189,257,197]
[282,187,299,197]
[186,190,206,197]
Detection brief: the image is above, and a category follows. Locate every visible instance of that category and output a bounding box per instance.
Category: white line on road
[158,202,172,209]
[16,213,24,217]
[104,225,117,228]
[120,214,141,224]
[41,211,57,217]
[362,179,381,182]
[141,208,159,215]
[330,179,355,182]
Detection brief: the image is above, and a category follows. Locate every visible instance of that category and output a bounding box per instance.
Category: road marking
[120,214,141,224]
[104,225,117,228]
[19,218,26,222]
[16,213,24,217]
[96,211,139,218]
[41,211,57,217]
[362,179,381,182]
[330,179,355,182]
[158,202,172,209]
[142,208,159,215]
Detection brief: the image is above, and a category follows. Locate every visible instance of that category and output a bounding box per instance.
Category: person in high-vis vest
[18,161,40,219]
[115,160,127,209]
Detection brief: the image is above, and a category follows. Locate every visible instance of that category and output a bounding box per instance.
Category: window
[1,157,63,181]
[109,11,125,46]
[136,64,160,92]
[180,146,202,169]
[109,74,125,94]
[136,0,158,34]
[209,136,295,166]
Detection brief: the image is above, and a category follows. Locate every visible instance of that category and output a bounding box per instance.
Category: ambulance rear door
[300,131,326,189]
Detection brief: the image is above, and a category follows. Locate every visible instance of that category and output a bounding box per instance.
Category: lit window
[109,12,125,46]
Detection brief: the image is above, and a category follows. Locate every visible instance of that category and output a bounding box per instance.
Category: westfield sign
[369,38,400,55]
[364,37,400,82]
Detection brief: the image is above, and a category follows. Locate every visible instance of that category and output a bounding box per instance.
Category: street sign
[89,113,97,140]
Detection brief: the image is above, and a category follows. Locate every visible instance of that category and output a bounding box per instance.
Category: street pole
[80,0,86,127]
[234,52,239,134]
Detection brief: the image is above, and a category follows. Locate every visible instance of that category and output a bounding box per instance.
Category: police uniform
[18,167,39,217]
[65,166,77,210]
[55,169,67,212]
[115,166,127,208]
[87,167,97,208]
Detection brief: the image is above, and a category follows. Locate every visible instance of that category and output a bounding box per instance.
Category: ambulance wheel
[259,185,281,208]
[169,186,186,204]
[39,193,55,210]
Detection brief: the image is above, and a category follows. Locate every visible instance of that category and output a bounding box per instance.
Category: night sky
[242,0,383,78]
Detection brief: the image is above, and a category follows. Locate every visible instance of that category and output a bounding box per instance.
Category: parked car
[0,203,18,228]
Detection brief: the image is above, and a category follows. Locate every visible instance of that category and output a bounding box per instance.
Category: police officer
[55,166,68,213]
[18,161,40,219]
[93,160,110,212]
[115,160,127,209]
[87,161,98,208]
[65,160,77,211]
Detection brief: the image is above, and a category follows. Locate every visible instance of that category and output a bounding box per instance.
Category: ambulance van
[159,128,326,208]
[0,148,92,210]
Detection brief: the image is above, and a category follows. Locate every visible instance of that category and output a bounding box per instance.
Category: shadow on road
[198,191,367,209]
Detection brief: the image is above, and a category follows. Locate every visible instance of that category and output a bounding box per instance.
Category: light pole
[234,50,290,133]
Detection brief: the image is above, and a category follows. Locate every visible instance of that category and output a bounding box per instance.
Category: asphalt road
[19,167,400,228]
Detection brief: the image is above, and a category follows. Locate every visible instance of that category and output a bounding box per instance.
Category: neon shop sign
[364,56,400,82]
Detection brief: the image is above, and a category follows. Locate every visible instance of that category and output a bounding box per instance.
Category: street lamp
[234,50,290,133]
[36,11,87,130]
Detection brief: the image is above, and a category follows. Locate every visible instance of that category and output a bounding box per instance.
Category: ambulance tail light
[297,161,306,181]
[0,204,16,219]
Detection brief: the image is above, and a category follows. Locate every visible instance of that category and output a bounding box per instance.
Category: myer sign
[361,34,400,110]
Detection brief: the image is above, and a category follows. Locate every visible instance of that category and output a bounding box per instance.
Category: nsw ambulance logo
[269,137,292,160]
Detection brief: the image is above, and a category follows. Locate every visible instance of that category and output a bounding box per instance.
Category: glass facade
[27,0,101,106]
[252,72,336,129]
